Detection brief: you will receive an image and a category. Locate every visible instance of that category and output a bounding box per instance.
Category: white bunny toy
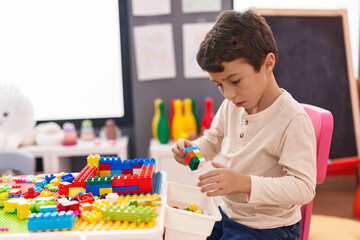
[0,87,35,151]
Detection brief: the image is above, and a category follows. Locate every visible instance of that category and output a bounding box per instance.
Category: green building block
[86,176,112,185]
[102,205,158,224]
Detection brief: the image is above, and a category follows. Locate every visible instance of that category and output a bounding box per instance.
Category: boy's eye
[231,80,240,85]
[216,83,223,87]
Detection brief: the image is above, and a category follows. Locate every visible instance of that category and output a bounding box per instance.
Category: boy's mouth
[235,101,244,107]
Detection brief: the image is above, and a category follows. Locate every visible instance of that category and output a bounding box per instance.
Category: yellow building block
[87,154,101,165]
[99,170,111,177]
[0,192,10,199]
[49,178,60,186]
[93,199,110,212]
[69,187,86,197]
[81,210,102,223]
[17,200,31,219]
[99,188,112,196]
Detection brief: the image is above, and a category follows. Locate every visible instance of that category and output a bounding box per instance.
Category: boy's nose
[224,87,236,100]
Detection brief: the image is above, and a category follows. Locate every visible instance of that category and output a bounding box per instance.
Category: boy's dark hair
[197,10,278,73]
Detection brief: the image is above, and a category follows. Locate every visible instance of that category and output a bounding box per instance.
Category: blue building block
[110,170,122,176]
[35,179,47,188]
[40,205,58,213]
[27,211,75,231]
[133,158,144,166]
[44,174,56,184]
[60,173,75,183]
[113,186,139,192]
[122,160,133,170]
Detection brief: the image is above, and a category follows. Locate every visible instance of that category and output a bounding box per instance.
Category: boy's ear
[263,53,275,71]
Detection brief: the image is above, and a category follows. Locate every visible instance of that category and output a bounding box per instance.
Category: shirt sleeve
[248,113,317,205]
[192,100,227,161]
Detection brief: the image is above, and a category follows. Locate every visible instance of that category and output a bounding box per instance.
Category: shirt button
[245,120,249,125]
[240,133,244,138]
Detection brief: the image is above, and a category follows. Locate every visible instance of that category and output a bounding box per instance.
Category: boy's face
[208,57,274,114]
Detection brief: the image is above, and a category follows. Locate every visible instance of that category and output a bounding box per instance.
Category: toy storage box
[164,182,221,240]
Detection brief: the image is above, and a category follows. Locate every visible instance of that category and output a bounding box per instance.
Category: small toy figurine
[80,120,95,141]
[184,146,205,171]
[62,122,78,146]
[105,119,117,140]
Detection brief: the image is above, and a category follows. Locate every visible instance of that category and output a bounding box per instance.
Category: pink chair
[300,104,334,240]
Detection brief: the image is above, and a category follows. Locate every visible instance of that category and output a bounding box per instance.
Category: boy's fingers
[212,161,226,168]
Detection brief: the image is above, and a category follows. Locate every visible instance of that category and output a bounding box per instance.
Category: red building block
[77,193,95,204]
[59,182,72,196]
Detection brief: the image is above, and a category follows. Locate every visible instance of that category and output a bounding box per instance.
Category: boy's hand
[198,162,251,196]
[171,138,193,165]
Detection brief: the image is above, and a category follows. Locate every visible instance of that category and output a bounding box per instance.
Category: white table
[19,136,128,173]
[148,138,216,186]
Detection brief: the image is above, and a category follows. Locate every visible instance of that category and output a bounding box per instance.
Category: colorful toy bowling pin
[157,101,170,144]
[169,98,176,140]
[200,97,214,136]
[183,98,197,139]
[172,99,185,141]
[191,98,200,134]
[152,98,163,140]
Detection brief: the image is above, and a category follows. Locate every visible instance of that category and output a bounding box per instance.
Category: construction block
[60,173,75,183]
[81,210,102,223]
[102,205,158,224]
[58,182,72,195]
[132,158,145,168]
[93,199,110,212]
[40,205,58,213]
[122,160,133,170]
[58,200,80,212]
[27,211,75,231]
[4,198,23,213]
[49,178,60,187]
[87,154,101,165]
[113,186,139,192]
[110,170,122,176]
[99,170,111,177]
[79,202,92,211]
[105,192,119,204]
[99,163,111,170]
[77,193,95,204]
[44,174,56,184]
[99,187,113,196]
[122,169,133,175]
[17,200,31,219]
[73,165,98,188]
[35,179,47,188]
[112,174,139,187]
[86,176,112,185]
[184,146,205,171]
[9,188,22,196]
[68,187,86,197]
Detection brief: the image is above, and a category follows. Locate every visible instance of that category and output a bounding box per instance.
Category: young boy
[171,10,316,240]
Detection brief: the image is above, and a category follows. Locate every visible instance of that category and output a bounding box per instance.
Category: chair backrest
[300,104,334,240]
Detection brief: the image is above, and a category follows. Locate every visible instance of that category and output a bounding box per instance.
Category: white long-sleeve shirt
[192,90,316,229]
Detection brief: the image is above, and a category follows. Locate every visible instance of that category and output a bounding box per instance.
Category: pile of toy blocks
[0,154,161,233]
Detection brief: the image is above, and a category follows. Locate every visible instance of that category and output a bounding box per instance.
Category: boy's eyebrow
[210,73,238,82]
[223,73,237,80]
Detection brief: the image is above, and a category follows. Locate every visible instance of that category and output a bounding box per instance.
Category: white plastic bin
[164,182,221,240]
